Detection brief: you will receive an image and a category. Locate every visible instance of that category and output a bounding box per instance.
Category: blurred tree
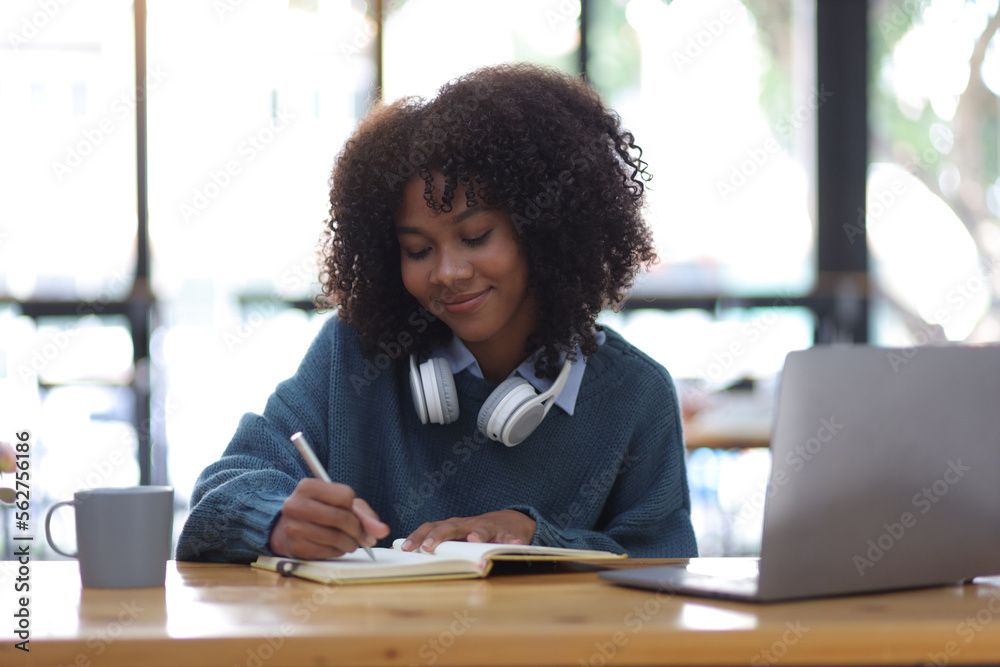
[870,0,999,234]
[869,0,999,341]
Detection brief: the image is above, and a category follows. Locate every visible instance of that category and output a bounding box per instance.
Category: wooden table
[4,559,1000,666]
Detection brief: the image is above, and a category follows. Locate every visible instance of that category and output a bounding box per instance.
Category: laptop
[601,344,1000,602]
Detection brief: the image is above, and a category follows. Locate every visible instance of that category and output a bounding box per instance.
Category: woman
[177,63,697,562]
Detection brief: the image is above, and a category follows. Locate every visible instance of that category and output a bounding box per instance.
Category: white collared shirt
[429,330,606,416]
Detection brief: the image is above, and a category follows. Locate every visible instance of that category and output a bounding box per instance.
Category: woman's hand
[269,478,390,559]
[400,510,537,553]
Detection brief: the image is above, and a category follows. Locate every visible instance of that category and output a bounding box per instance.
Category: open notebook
[253,539,626,584]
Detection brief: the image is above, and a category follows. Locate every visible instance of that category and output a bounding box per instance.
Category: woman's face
[396,174,537,359]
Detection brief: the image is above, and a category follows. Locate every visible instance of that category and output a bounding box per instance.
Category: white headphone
[409,354,573,447]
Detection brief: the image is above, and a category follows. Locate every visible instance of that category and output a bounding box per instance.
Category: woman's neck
[465,339,530,384]
[462,294,539,384]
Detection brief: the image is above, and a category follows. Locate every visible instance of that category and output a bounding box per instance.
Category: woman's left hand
[400,510,537,553]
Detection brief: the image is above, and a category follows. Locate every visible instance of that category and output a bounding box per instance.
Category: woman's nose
[431,247,474,285]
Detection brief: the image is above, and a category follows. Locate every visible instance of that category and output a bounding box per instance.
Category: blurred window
[382,0,580,100]
[588,0,817,298]
[0,0,136,301]
[869,0,1000,345]
[146,0,371,512]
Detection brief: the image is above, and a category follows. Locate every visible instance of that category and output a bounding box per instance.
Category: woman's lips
[438,289,490,315]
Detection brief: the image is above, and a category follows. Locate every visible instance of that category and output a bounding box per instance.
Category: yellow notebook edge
[251,559,483,584]
[252,546,628,585]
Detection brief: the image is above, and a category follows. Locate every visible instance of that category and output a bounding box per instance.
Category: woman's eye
[405,247,431,260]
[463,229,492,247]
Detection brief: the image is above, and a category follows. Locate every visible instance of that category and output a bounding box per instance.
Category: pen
[290,431,376,561]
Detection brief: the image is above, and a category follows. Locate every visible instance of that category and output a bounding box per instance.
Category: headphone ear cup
[478,377,544,446]
[409,355,429,424]
[477,377,523,437]
[410,355,459,425]
[428,357,460,424]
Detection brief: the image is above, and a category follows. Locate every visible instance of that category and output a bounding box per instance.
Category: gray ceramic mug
[45,486,174,588]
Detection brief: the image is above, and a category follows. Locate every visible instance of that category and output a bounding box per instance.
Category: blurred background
[0,0,997,558]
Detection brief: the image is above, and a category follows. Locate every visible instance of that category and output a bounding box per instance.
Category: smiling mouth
[437,289,490,314]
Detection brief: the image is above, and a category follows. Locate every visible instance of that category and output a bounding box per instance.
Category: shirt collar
[430,331,605,417]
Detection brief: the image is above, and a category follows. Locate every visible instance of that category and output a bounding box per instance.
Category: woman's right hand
[268,478,390,559]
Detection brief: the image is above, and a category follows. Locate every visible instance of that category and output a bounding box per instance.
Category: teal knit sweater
[176,317,697,561]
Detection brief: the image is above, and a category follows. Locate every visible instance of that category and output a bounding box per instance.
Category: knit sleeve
[509,362,698,558]
[176,318,339,563]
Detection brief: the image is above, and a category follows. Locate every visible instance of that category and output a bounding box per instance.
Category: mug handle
[45,500,78,558]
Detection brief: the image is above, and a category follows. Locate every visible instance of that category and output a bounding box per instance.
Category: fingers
[269,479,388,559]
[296,477,356,507]
[271,510,367,560]
[467,527,523,545]
[402,518,487,554]
[401,510,537,554]
[353,497,391,545]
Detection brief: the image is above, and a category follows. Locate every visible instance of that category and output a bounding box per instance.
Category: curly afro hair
[319,63,656,379]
